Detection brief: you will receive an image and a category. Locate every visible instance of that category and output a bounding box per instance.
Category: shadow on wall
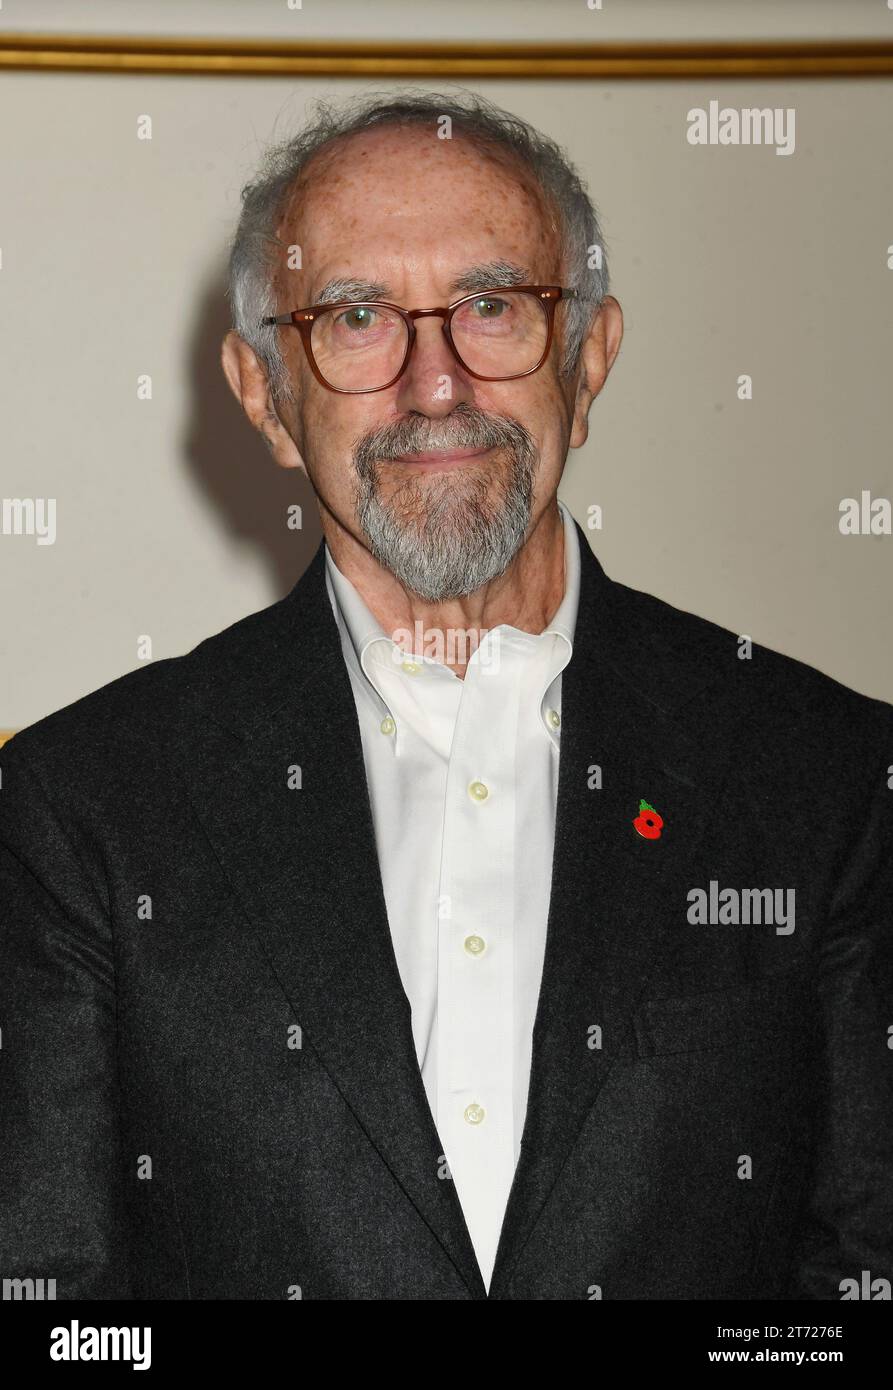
[183,269,322,601]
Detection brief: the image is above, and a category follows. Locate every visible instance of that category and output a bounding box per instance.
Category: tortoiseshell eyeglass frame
[260,285,585,394]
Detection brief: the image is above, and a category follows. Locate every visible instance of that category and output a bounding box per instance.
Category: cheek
[299,398,380,489]
[481,378,570,468]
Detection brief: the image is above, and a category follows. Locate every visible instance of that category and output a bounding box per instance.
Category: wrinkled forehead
[274,124,561,287]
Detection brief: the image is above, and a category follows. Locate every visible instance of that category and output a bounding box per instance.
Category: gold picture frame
[1,34,892,79]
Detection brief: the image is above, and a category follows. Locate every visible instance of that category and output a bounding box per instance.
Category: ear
[568,295,624,450]
[220,330,305,471]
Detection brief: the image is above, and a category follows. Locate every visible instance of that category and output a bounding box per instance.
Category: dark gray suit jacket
[2,520,892,1300]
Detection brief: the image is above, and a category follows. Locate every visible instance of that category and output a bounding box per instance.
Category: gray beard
[352,406,538,601]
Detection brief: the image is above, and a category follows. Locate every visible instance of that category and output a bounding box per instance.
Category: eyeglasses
[261,284,583,394]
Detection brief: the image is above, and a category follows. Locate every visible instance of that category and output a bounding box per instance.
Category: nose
[393,314,476,418]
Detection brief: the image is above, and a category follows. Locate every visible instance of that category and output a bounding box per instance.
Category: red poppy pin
[633,799,664,840]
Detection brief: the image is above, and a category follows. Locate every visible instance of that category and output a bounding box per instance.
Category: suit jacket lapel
[489,520,741,1296]
[178,542,487,1298]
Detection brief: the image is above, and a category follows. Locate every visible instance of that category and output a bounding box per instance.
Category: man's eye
[472,297,508,318]
[338,307,377,330]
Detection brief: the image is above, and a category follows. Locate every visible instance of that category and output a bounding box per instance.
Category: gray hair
[227,87,610,403]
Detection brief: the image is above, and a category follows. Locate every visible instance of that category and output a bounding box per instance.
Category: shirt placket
[436,631,522,1284]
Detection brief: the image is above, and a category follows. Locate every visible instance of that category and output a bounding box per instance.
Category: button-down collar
[324,497,581,747]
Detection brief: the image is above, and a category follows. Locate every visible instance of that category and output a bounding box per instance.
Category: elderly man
[1,90,891,1303]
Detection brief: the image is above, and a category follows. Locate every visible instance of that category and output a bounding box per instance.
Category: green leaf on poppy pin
[639,800,655,812]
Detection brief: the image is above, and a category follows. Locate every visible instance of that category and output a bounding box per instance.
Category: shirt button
[468,780,490,803]
[401,659,422,675]
[464,1103,486,1126]
[546,708,561,729]
[380,716,395,735]
[464,934,486,956]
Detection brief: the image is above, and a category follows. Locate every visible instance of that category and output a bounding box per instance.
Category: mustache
[352,404,534,472]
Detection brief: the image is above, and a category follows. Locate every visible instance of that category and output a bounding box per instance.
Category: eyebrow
[312,260,533,306]
[449,260,532,294]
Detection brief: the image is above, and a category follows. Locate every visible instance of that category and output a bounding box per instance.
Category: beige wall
[2,3,893,726]
[2,0,892,42]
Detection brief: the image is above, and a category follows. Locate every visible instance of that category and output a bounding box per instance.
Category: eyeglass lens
[310,291,549,390]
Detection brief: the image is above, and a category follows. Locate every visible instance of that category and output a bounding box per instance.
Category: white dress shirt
[323,498,581,1289]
